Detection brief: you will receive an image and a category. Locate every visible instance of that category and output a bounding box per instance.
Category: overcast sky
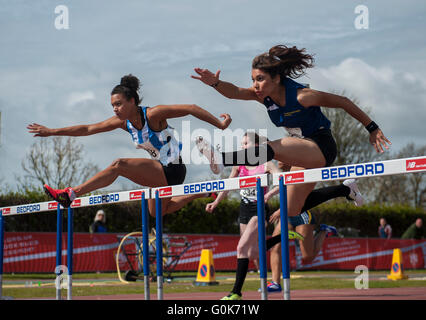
[0,0,425,192]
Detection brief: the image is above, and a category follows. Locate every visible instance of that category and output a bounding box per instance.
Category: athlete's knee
[247,247,259,260]
[302,254,315,264]
[287,202,305,217]
[237,239,255,258]
[109,158,127,173]
[237,241,248,257]
[147,204,156,218]
[148,209,156,218]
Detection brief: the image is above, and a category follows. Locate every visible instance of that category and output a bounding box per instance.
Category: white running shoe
[343,179,364,206]
[195,136,224,174]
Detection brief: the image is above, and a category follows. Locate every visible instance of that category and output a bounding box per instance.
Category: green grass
[2,270,426,299]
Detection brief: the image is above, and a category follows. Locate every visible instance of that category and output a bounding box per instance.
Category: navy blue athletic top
[263,78,331,138]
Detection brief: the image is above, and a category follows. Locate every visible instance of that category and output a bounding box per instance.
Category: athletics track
[65,287,426,300]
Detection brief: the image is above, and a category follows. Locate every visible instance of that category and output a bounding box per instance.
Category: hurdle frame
[272,155,426,300]
[0,156,425,300]
[0,188,150,300]
[152,173,270,300]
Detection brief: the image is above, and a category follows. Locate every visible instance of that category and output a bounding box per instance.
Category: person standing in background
[401,218,423,240]
[90,210,107,233]
[378,218,392,239]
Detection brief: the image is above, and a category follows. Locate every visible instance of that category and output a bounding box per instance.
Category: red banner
[2,232,425,273]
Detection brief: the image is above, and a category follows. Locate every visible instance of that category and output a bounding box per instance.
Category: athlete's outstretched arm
[191,68,260,102]
[27,116,125,137]
[298,89,391,153]
[205,166,240,213]
[148,104,232,130]
[263,161,283,202]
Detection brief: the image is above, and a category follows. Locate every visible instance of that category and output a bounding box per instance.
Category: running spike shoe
[288,230,304,241]
[221,293,242,300]
[343,179,364,206]
[195,136,224,174]
[320,224,338,237]
[43,184,76,208]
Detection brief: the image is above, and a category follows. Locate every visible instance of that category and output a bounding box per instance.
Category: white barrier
[0,188,150,301]
[271,155,426,300]
[272,156,426,185]
[151,174,269,198]
[0,156,425,300]
[0,188,151,217]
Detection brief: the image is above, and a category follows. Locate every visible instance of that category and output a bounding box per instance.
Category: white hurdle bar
[152,174,270,300]
[0,188,151,300]
[0,156,425,300]
[272,155,426,300]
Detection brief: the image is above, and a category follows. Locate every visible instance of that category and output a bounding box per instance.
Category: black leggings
[221,129,337,167]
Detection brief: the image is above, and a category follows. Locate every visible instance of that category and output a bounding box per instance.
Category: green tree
[371,143,425,208]
[321,91,378,166]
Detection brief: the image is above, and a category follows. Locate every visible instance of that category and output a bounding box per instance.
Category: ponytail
[111,74,142,105]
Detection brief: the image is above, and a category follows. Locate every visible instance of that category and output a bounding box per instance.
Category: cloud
[1,1,425,193]
[66,91,95,107]
[307,58,426,152]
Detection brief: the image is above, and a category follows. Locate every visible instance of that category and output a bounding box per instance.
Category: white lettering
[354,265,369,289]
[54,5,69,30]
[354,5,369,30]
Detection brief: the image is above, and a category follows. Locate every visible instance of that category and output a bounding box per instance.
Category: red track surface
[72,287,426,300]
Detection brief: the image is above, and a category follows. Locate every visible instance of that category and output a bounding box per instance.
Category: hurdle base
[193,281,219,286]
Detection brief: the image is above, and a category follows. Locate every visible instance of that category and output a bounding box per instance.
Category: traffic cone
[387,248,408,280]
[194,249,219,286]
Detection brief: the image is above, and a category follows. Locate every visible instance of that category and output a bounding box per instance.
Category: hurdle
[1,156,425,300]
[0,188,150,300]
[272,155,426,300]
[152,173,270,300]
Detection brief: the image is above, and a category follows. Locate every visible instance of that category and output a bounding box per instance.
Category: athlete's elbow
[189,104,200,111]
[339,96,355,109]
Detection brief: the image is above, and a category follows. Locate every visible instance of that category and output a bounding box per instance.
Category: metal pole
[67,207,73,300]
[155,191,163,300]
[141,191,150,300]
[0,211,4,299]
[279,176,290,300]
[55,206,63,300]
[256,178,268,300]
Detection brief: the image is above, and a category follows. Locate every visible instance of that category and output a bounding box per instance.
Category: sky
[0,0,425,192]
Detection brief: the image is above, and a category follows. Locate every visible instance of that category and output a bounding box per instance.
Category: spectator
[90,210,107,233]
[378,218,392,239]
[401,218,424,240]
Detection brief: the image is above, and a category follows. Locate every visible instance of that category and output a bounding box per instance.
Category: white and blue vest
[125,106,182,166]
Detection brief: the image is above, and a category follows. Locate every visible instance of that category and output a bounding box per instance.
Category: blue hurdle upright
[152,174,269,300]
[279,176,291,300]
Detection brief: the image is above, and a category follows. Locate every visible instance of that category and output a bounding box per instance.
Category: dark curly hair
[111,74,142,105]
[252,45,314,82]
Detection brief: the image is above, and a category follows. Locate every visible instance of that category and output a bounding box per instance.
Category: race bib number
[136,142,159,160]
[240,188,257,200]
[285,127,303,138]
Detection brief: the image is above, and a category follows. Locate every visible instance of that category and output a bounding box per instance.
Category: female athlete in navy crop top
[192,44,391,220]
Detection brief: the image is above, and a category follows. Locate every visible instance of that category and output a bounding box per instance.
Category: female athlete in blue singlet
[192,44,391,221]
[27,74,231,216]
